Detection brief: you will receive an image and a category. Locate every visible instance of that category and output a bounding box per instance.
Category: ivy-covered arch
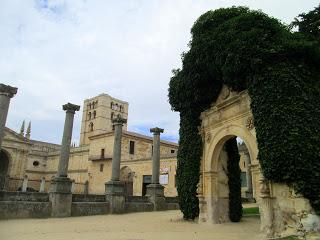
[169,6,320,220]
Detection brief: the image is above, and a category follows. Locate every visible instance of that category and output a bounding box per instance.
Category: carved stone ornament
[206,132,212,143]
[246,117,254,130]
[221,86,230,100]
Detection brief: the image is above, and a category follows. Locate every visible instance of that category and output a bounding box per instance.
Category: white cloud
[0,0,318,143]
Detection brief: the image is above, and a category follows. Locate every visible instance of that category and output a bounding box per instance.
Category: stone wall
[0,191,180,219]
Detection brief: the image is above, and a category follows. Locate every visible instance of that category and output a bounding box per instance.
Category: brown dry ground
[0,210,261,240]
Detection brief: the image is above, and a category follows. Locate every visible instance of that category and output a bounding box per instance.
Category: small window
[101,149,105,159]
[92,102,95,109]
[33,161,39,167]
[88,112,91,120]
[89,122,94,132]
[129,141,135,154]
[160,174,169,185]
[100,164,104,172]
[171,149,175,154]
[93,110,96,118]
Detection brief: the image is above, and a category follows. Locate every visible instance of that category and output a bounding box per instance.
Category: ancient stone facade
[0,93,178,197]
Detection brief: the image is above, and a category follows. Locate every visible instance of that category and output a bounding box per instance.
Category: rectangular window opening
[129,141,135,154]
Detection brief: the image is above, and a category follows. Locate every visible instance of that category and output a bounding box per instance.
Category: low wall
[165,197,180,210]
[72,194,105,202]
[0,191,49,202]
[0,201,51,219]
[71,202,110,216]
[0,191,180,219]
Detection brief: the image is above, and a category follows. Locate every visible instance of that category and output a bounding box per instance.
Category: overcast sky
[0,0,318,144]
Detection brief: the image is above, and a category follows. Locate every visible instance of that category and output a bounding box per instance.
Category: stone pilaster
[0,84,17,148]
[146,127,166,211]
[259,176,275,238]
[244,151,254,201]
[39,177,45,193]
[50,103,80,217]
[22,175,28,192]
[105,114,127,214]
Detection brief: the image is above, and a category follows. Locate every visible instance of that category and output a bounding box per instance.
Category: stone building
[0,93,178,197]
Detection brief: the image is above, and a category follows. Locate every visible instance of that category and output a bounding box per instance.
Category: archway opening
[0,150,10,190]
[216,136,258,223]
[120,166,134,197]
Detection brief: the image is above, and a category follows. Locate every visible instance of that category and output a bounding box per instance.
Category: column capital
[62,103,80,113]
[112,114,127,125]
[0,84,18,98]
[150,127,164,135]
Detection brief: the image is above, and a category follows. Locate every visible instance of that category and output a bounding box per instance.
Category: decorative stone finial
[0,84,18,98]
[112,114,127,125]
[62,103,80,113]
[19,120,25,135]
[26,121,31,139]
[150,127,164,135]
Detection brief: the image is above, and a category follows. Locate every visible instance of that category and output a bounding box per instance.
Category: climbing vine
[169,6,320,219]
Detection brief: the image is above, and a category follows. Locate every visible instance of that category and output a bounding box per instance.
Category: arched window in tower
[119,105,123,112]
[93,110,96,118]
[88,112,91,120]
[115,103,119,111]
[88,103,92,109]
[89,122,94,132]
[92,102,95,109]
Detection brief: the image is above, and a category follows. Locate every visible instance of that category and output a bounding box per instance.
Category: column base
[49,177,72,217]
[105,180,125,214]
[146,184,166,211]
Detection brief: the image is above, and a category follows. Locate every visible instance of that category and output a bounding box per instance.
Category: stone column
[146,127,166,211]
[0,84,17,148]
[111,115,127,181]
[22,175,28,192]
[244,151,254,201]
[39,177,45,192]
[259,176,274,238]
[50,103,80,217]
[151,127,163,184]
[105,115,127,214]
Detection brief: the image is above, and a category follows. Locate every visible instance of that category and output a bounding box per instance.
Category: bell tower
[79,93,128,145]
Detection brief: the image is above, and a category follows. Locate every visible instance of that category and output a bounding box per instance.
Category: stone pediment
[3,127,26,142]
[214,85,239,106]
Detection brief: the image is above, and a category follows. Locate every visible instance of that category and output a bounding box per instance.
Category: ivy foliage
[292,4,320,41]
[169,6,320,219]
[226,137,242,222]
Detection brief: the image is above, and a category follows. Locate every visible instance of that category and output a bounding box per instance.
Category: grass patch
[242,207,259,215]
[276,236,299,240]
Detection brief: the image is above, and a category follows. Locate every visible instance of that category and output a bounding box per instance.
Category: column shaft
[152,133,161,184]
[0,84,17,148]
[111,123,122,181]
[244,152,253,193]
[57,111,75,177]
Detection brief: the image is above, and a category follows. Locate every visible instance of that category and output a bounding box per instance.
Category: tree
[292,4,320,40]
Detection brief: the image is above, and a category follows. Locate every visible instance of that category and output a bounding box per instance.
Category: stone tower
[79,94,128,145]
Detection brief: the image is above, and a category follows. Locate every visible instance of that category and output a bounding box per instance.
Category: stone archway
[0,149,10,190]
[120,166,134,197]
[197,85,319,238]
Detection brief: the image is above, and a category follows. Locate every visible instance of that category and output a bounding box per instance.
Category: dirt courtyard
[0,210,261,240]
